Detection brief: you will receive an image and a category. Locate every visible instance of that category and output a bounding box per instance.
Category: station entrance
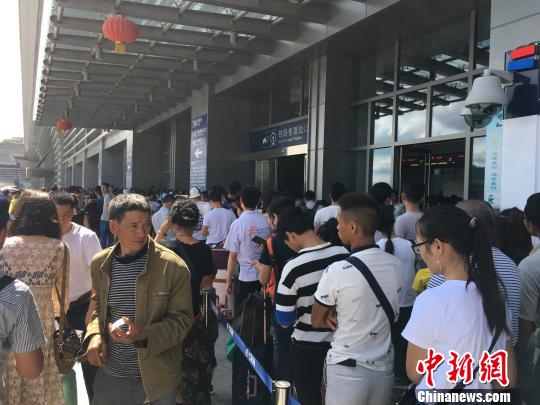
[255,154,305,196]
[398,139,466,207]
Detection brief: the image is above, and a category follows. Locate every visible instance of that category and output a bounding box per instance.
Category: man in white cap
[190,187,211,241]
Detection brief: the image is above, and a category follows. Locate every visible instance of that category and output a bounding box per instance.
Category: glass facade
[475,6,491,69]
[431,79,469,137]
[351,7,490,198]
[371,148,392,185]
[469,136,487,200]
[399,17,470,89]
[397,90,427,141]
[372,99,393,144]
[358,45,395,99]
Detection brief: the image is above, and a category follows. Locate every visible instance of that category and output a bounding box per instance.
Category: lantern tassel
[115,42,126,53]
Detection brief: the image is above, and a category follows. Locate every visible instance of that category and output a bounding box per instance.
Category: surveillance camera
[461,107,494,129]
[467,103,503,117]
[464,69,513,121]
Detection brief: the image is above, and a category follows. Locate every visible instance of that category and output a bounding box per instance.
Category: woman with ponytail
[376,205,416,380]
[402,204,517,394]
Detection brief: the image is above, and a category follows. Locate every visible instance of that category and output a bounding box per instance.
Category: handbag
[53,242,83,374]
[232,292,271,348]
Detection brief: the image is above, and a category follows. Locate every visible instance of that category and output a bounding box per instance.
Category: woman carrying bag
[0,190,70,405]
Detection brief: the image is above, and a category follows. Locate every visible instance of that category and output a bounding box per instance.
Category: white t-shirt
[377,237,416,307]
[203,207,236,244]
[402,281,509,393]
[148,200,161,215]
[223,210,271,282]
[313,205,339,228]
[62,223,103,302]
[193,201,211,241]
[100,193,112,221]
[314,246,402,371]
[152,207,175,240]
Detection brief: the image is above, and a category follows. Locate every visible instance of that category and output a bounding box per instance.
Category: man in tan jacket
[84,193,193,405]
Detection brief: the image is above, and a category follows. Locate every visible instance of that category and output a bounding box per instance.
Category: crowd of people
[0,178,539,405]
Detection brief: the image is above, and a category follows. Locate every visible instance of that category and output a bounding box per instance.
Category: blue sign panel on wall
[190,114,208,190]
[250,117,308,152]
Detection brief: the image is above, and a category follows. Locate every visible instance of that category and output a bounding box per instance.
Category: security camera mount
[482,69,514,86]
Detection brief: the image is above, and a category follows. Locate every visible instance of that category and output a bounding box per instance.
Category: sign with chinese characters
[417,347,509,389]
[484,110,503,209]
[249,117,308,152]
[190,114,208,190]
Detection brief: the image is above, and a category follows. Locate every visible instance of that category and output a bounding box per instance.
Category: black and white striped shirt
[104,247,148,378]
[275,243,349,345]
[427,247,520,345]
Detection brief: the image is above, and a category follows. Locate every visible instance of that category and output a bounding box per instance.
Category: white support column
[170,119,177,189]
[125,132,133,189]
[98,137,104,185]
[306,48,327,199]
[71,157,76,186]
[81,150,87,188]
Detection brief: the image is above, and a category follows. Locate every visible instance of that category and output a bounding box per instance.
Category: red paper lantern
[102,15,139,54]
[56,119,72,135]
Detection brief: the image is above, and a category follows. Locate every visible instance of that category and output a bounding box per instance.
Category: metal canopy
[36,0,334,130]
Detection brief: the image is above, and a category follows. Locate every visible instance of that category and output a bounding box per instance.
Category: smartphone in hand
[251,236,266,247]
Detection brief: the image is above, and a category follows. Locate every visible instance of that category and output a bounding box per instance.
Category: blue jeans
[99,220,113,248]
[93,369,176,405]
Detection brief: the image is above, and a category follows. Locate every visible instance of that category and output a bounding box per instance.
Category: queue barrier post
[209,300,301,404]
[273,380,291,405]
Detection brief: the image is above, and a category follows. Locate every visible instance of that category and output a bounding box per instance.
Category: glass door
[255,159,276,192]
[399,139,466,207]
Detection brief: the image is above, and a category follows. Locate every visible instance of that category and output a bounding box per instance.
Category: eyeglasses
[411,240,431,255]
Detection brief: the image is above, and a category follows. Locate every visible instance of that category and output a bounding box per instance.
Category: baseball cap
[161,192,175,202]
[189,187,201,199]
[525,192,540,227]
[0,196,10,229]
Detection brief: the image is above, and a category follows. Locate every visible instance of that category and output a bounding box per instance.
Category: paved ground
[75,325,233,405]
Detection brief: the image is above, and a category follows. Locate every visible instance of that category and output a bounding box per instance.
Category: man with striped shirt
[84,194,193,405]
[275,207,349,405]
[426,200,520,345]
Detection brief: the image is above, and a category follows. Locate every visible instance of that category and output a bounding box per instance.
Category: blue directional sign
[250,117,308,152]
[190,114,208,190]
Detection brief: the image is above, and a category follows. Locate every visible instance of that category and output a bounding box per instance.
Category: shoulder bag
[345,255,396,325]
[53,242,83,374]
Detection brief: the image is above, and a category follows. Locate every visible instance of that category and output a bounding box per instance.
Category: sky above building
[0,1,23,141]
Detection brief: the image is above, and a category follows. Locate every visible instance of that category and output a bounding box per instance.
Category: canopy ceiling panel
[37,0,333,129]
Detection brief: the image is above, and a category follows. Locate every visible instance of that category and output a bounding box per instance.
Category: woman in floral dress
[0,190,68,405]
